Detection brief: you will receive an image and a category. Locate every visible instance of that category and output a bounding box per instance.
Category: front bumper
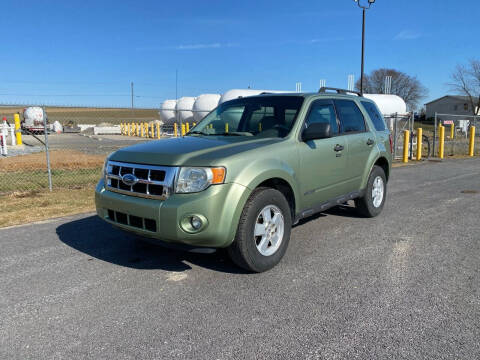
[95,179,251,248]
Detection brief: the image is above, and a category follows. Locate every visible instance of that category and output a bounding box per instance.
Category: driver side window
[305,100,339,135]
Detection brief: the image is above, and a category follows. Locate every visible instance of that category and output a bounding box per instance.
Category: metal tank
[192,94,221,122]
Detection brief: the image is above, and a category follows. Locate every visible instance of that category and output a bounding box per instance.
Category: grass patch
[0,167,102,193]
[0,188,95,228]
[0,150,104,171]
[1,106,159,125]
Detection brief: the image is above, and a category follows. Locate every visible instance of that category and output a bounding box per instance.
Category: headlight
[175,167,226,193]
[102,153,114,178]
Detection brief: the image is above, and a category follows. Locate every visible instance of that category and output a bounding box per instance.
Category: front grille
[107,209,157,232]
[105,161,178,200]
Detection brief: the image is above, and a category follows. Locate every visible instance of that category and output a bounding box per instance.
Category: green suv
[95,88,392,272]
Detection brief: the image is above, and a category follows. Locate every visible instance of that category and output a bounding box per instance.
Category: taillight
[389,134,393,153]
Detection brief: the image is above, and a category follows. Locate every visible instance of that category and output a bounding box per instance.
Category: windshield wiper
[186,131,208,136]
[216,131,254,136]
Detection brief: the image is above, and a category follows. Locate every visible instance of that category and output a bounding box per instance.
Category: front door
[297,99,349,210]
[334,99,376,191]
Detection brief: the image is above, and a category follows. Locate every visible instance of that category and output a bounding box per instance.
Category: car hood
[110,136,282,166]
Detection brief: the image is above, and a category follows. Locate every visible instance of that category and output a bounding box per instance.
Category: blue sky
[1,0,478,108]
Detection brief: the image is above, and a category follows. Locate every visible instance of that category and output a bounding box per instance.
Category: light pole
[354,0,375,95]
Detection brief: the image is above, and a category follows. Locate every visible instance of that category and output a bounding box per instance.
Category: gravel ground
[0,158,479,359]
[20,133,150,155]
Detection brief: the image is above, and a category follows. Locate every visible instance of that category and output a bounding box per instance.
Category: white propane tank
[192,94,221,122]
[159,100,177,124]
[23,106,44,127]
[219,89,292,104]
[176,97,196,123]
[363,94,407,115]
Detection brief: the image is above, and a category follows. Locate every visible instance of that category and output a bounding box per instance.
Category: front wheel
[355,165,387,218]
[228,188,292,272]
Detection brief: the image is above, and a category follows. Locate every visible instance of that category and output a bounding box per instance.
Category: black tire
[354,165,387,218]
[227,187,292,272]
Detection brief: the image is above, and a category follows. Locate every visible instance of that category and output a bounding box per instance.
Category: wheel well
[374,157,389,181]
[257,178,296,220]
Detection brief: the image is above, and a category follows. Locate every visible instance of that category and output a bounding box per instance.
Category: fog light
[191,216,202,230]
[180,214,208,233]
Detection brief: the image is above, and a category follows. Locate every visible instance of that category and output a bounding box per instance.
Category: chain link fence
[2,104,479,196]
[432,113,479,157]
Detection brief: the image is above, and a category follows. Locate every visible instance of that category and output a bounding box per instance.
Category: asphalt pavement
[1,158,479,359]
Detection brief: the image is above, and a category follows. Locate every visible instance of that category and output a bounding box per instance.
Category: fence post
[438,125,445,159]
[403,130,409,163]
[43,107,53,191]
[416,128,423,160]
[469,126,475,157]
[393,113,398,159]
[433,112,437,156]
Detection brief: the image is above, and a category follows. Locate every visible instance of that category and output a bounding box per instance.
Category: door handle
[334,144,344,152]
[366,138,375,146]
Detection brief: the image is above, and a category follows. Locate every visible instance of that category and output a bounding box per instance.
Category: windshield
[189,96,304,138]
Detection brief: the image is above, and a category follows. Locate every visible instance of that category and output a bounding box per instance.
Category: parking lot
[1,158,479,359]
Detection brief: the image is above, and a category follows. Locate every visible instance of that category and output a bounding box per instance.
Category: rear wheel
[355,165,387,218]
[228,188,292,272]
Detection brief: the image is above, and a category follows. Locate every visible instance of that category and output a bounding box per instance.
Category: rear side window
[305,100,339,135]
[361,101,386,131]
[334,99,366,133]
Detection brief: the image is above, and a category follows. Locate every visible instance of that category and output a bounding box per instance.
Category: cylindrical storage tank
[219,89,291,104]
[363,94,407,115]
[192,94,221,122]
[176,97,196,123]
[159,100,177,124]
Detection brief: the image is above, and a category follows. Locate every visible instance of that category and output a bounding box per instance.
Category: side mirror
[301,123,331,142]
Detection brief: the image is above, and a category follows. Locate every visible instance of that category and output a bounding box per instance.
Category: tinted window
[361,101,386,131]
[334,100,366,133]
[193,96,304,138]
[305,100,338,135]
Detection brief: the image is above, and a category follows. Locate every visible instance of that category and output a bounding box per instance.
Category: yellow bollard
[450,123,454,139]
[416,128,422,161]
[14,113,22,145]
[439,125,445,159]
[193,122,196,127]
[186,122,190,133]
[141,123,145,137]
[403,130,409,163]
[136,123,140,137]
[156,123,160,139]
[174,123,178,137]
[469,126,475,157]
[151,123,154,138]
[225,123,229,133]
[259,122,262,132]
[127,123,131,136]
[181,124,186,136]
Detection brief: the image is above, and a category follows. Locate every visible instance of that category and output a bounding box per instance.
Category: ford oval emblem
[122,173,138,187]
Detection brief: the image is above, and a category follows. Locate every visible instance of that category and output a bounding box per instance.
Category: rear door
[334,99,376,191]
[297,99,349,209]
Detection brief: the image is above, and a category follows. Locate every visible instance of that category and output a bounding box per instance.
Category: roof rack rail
[318,87,363,97]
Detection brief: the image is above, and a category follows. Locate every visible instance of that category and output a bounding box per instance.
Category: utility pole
[131,82,134,108]
[353,0,376,95]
